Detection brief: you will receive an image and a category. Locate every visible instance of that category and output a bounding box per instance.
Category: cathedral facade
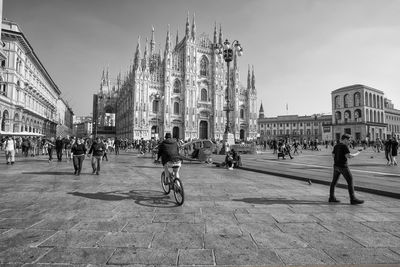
[113,14,257,141]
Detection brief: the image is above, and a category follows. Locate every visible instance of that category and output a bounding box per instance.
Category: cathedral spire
[165,24,171,53]
[247,65,251,90]
[259,102,264,119]
[176,28,179,46]
[150,26,155,55]
[106,66,109,81]
[218,24,223,44]
[101,68,105,82]
[191,12,196,41]
[213,22,217,44]
[143,37,149,67]
[252,65,256,90]
[185,11,190,38]
[134,36,141,70]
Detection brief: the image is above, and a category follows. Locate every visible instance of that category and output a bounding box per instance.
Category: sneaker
[6,162,9,165]
[96,172,99,175]
[329,197,340,203]
[92,171,96,175]
[11,162,14,165]
[350,198,364,205]
[228,167,233,170]
[74,171,77,175]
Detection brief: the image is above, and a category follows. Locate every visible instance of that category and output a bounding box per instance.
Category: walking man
[55,136,64,162]
[88,137,106,175]
[71,138,86,176]
[3,136,16,165]
[329,134,364,205]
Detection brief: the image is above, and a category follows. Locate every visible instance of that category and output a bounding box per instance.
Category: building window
[344,94,350,108]
[0,84,6,96]
[354,109,362,122]
[335,95,340,108]
[354,92,361,107]
[201,88,207,101]
[173,79,181,93]
[335,111,342,122]
[152,100,159,113]
[174,102,179,114]
[240,109,244,119]
[344,110,351,122]
[200,56,209,76]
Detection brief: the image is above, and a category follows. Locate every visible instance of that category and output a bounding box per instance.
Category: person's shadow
[232,197,337,205]
[67,189,178,207]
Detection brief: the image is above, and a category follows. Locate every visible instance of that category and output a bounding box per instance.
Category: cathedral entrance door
[173,127,179,139]
[199,121,208,139]
[240,129,245,140]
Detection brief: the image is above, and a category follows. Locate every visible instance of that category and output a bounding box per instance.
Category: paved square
[0,152,400,266]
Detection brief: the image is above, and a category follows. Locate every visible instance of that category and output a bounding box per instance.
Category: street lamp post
[214,39,243,147]
[154,92,161,139]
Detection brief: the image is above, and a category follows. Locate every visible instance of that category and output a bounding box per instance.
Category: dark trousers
[73,155,85,173]
[115,146,119,155]
[56,149,63,161]
[330,166,355,199]
[47,148,53,160]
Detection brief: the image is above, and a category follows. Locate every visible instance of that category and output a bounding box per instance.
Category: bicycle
[159,160,184,206]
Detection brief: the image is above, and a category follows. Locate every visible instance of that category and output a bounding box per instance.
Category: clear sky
[3,0,400,116]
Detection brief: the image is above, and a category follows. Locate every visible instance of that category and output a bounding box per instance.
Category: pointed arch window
[200,88,207,101]
[200,56,209,77]
[240,109,244,119]
[173,79,181,93]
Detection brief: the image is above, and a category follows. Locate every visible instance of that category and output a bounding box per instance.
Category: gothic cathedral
[105,14,257,141]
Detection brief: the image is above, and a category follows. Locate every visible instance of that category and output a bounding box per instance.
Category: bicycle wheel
[173,178,184,206]
[161,171,170,194]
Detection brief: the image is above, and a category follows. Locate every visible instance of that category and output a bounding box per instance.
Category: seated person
[191,148,200,158]
[231,149,242,167]
[225,151,234,170]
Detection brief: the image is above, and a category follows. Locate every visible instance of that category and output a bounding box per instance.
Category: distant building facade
[257,84,399,143]
[73,115,92,138]
[115,14,258,141]
[0,0,7,93]
[258,102,332,142]
[0,20,70,137]
[332,84,387,141]
[92,69,118,138]
[384,98,400,139]
[56,98,74,137]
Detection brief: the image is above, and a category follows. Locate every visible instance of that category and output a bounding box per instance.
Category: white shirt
[4,139,15,151]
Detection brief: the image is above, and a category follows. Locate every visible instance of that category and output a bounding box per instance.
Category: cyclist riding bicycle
[156,133,182,179]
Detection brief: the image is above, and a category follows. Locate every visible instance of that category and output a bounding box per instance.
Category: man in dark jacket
[88,137,106,175]
[55,136,64,162]
[157,133,181,178]
[329,134,364,205]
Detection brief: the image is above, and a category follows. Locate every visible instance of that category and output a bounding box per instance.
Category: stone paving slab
[37,247,115,265]
[0,152,400,266]
[324,247,400,264]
